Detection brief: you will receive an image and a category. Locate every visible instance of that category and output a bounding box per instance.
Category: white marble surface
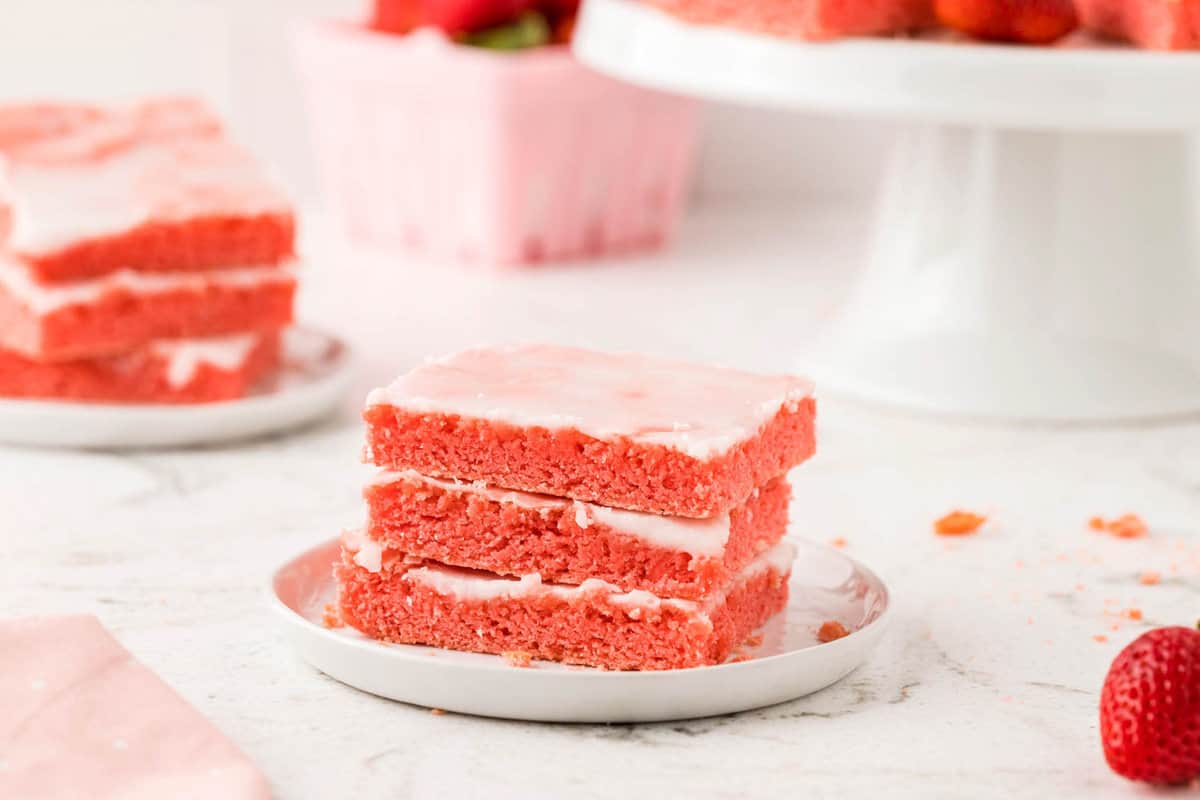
[2,205,1198,799]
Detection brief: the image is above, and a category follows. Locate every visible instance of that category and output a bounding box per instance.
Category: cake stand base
[802,125,1200,421]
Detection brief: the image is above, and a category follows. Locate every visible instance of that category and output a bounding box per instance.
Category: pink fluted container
[293,21,699,266]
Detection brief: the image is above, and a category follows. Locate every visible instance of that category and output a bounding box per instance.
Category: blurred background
[0,0,889,211]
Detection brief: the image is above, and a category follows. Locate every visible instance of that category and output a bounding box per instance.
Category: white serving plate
[0,327,352,449]
[271,537,891,723]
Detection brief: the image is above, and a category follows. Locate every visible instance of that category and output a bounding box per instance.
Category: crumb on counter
[934,510,987,536]
[830,536,848,548]
[1121,608,1143,621]
[817,620,851,643]
[1089,513,1148,539]
[430,708,446,716]
[1138,571,1161,586]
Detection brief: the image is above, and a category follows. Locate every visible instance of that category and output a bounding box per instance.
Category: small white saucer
[270,537,891,723]
[0,327,352,449]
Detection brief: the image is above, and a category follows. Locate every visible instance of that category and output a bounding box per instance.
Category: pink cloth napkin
[0,615,271,800]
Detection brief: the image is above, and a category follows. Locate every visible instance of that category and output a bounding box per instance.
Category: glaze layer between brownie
[336,540,794,671]
[0,331,279,404]
[0,261,295,361]
[363,471,791,599]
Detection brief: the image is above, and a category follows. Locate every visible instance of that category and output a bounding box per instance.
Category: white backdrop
[0,0,890,207]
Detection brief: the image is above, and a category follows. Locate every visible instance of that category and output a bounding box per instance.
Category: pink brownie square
[642,0,936,40]
[0,256,294,361]
[363,345,816,518]
[1078,0,1200,49]
[362,471,791,600]
[336,537,794,671]
[0,331,279,404]
[0,98,294,283]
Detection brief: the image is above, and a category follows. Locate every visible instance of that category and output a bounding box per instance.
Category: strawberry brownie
[1078,0,1200,49]
[0,331,279,404]
[337,534,794,670]
[364,471,791,599]
[642,0,936,40]
[0,256,294,361]
[363,345,816,518]
[0,98,294,283]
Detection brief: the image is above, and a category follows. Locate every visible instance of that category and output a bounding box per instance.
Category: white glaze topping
[150,332,262,388]
[365,345,813,459]
[342,528,384,573]
[0,256,295,313]
[373,470,732,557]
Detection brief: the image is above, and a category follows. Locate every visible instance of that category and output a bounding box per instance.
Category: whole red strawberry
[422,0,535,34]
[371,0,535,36]
[371,0,422,34]
[1099,623,1200,785]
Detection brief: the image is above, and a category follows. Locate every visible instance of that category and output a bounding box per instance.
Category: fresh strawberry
[371,0,423,34]
[1099,623,1200,785]
[935,0,1078,44]
[421,0,535,34]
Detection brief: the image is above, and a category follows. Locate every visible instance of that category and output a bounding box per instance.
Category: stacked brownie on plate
[0,98,296,403]
[336,344,817,670]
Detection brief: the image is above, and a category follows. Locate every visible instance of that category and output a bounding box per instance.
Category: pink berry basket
[293,20,699,266]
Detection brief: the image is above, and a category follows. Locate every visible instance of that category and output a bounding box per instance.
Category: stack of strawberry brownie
[0,98,296,404]
[336,344,817,670]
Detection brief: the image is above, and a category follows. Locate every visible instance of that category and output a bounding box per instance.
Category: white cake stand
[574,0,1200,421]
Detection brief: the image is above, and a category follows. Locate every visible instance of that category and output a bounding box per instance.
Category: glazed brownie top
[366,344,813,459]
[0,97,290,258]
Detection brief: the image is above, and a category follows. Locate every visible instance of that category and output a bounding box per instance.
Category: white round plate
[574,0,1200,130]
[270,537,891,723]
[0,327,352,449]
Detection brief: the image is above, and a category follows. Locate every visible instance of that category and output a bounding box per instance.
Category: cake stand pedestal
[574,1,1200,421]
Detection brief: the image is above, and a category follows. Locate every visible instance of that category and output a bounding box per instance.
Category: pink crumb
[817,620,850,643]
[1093,634,1108,643]
[830,537,848,549]
[1090,513,1148,539]
[322,603,343,629]
[934,510,987,536]
[502,650,533,668]
[1138,571,1161,585]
